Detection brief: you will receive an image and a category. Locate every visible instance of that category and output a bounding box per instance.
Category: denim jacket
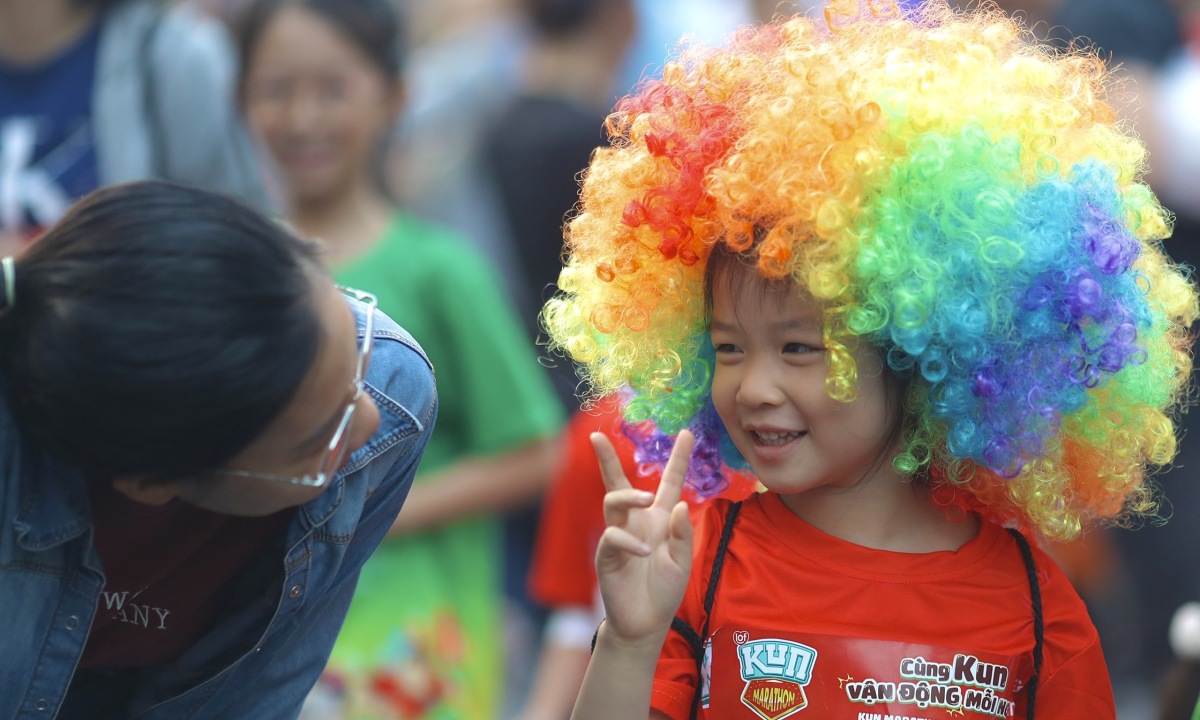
[0,301,437,720]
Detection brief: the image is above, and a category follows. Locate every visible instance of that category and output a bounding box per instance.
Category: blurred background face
[242,4,400,205]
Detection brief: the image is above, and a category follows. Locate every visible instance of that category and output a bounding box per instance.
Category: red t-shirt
[652,493,1114,719]
[80,480,292,669]
[528,397,757,608]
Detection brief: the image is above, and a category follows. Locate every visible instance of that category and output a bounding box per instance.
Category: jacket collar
[295,296,422,530]
[12,429,92,552]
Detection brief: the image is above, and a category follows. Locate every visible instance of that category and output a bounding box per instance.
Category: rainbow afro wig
[542,0,1199,540]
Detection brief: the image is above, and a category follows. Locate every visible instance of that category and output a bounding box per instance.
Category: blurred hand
[591,429,694,646]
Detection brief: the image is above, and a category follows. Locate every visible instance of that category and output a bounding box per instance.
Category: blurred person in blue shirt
[0,0,271,254]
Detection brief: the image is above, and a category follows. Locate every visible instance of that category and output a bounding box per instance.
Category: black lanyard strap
[1007,527,1045,719]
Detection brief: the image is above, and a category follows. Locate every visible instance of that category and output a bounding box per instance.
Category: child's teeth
[755,431,800,445]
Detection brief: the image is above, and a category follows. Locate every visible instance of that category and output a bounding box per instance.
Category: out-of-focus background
[3,0,1198,718]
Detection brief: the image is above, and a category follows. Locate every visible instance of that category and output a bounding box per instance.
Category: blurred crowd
[1,0,1198,718]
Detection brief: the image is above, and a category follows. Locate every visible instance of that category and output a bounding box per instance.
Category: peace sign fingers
[590,428,697,645]
[654,429,694,511]
[592,432,651,528]
[592,431,632,492]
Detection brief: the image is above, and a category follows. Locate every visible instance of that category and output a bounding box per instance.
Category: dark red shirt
[80,480,291,669]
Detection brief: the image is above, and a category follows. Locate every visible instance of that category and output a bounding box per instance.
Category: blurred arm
[388,436,560,535]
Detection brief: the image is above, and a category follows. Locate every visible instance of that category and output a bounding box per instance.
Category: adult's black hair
[236,0,405,87]
[0,181,323,482]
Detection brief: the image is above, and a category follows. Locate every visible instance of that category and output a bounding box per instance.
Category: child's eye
[714,343,740,354]
[250,79,290,102]
[783,342,819,354]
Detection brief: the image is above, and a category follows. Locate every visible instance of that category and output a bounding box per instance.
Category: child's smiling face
[242,5,401,206]
[707,261,903,499]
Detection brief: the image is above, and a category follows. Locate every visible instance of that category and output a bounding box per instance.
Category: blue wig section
[853,152,1152,478]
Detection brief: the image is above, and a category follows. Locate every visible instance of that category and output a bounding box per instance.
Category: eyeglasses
[220,286,378,488]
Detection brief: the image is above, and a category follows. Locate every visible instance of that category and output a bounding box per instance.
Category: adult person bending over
[0,181,437,720]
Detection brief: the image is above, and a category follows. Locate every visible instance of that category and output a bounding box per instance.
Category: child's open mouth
[752,430,805,446]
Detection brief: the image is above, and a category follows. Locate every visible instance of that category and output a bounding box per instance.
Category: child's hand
[591,429,694,647]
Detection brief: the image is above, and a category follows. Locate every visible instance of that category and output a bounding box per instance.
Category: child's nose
[735,357,787,408]
[283,90,323,134]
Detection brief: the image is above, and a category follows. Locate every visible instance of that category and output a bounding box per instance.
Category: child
[541,1,1199,718]
[237,2,564,718]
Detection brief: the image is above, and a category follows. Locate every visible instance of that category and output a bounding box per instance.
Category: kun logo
[736,638,817,720]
